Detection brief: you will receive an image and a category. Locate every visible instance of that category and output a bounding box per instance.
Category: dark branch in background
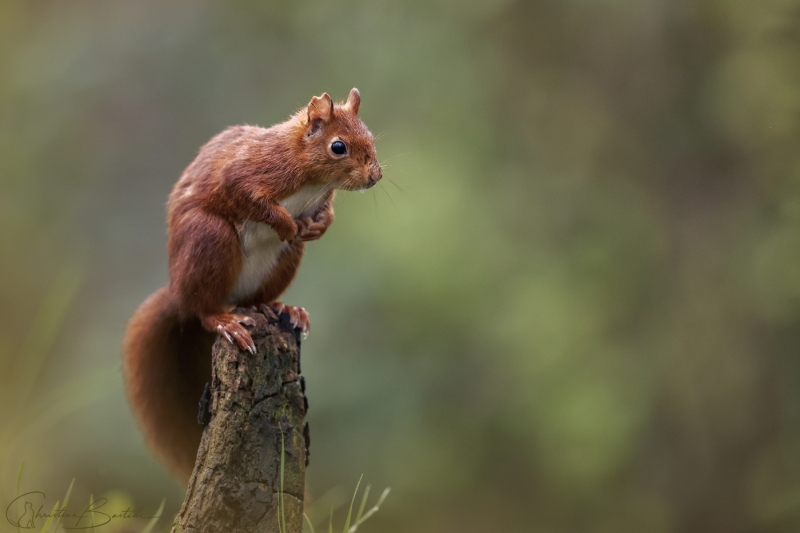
[172,307,308,533]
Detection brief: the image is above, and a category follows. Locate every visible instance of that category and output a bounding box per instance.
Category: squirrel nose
[368,163,382,185]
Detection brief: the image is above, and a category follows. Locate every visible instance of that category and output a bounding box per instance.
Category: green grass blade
[15,461,24,494]
[18,366,118,437]
[341,475,362,533]
[279,430,286,533]
[3,266,82,487]
[374,488,390,508]
[52,478,74,532]
[88,494,94,531]
[140,498,165,533]
[5,366,118,481]
[328,507,333,533]
[303,486,348,529]
[15,461,24,533]
[304,512,317,533]
[355,484,370,525]
[350,488,391,532]
[14,266,82,407]
[38,499,59,533]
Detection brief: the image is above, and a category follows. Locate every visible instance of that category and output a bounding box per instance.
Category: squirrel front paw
[295,202,334,242]
[200,313,257,353]
[275,218,299,242]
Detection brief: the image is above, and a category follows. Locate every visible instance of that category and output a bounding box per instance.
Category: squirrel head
[300,88,382,190]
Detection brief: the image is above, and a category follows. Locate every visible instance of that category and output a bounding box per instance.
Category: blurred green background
[2,0,800,531]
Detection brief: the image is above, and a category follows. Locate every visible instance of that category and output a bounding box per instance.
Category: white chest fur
[225,184,329,304]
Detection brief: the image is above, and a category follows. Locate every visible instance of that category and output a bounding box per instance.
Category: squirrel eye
[330,140,347,155]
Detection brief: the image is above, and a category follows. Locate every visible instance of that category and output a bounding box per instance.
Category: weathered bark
[172,307,308,533]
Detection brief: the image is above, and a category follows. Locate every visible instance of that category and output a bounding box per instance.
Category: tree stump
[172,307,309,533]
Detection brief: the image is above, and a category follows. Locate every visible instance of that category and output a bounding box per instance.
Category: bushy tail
[123,286,214,484]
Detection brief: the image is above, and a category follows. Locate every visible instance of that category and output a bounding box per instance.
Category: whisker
[389,163,422,171]
[386,178,404,192]
[301,181,335,213]
[380,183,399,214]
[379,152,414,165]
[318,181,336,205]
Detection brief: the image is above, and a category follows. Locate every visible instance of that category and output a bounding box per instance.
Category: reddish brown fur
[123,89,380,483]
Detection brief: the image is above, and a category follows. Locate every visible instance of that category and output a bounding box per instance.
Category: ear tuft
[346,88,361,114]
[307,93,333,124]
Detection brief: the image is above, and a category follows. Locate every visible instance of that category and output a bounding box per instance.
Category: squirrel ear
[307,93,333,124]
[346,88,361,115]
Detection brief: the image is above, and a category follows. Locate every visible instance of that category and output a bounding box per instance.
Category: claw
[216,325,234,344]
[205,313,258,353]
[244,333,256,353]
[269,302,311,335]
[255,303,278,322]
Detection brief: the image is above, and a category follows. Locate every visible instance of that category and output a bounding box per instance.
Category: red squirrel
[123,89,381,483]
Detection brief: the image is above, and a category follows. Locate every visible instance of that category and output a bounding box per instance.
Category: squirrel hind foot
[268,302,310,336]
[200,313,257,353]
